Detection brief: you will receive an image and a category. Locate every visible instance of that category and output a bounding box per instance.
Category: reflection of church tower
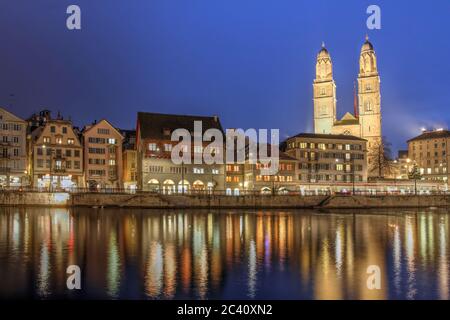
[313,43,337,134]
[358,35,382,162]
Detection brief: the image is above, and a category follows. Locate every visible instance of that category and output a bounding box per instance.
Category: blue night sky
[0,0,449,152]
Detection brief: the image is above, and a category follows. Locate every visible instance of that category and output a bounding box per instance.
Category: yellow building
[30,116,84,190]
[407,129,450,182]
[313,36,382,177]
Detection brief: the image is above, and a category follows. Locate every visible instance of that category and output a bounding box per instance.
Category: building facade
[285,133,368,188]
[30,116,84,190]
[313,36,381,176]
[407,129,450,182]
[0,107,28,187]
[243,151,299,194]
[82,120,123,189]
[122,130,137,192]
[136,112,226,193]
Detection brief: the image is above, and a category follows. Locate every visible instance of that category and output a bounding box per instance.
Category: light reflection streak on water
[405,216,417,300]
[107,230,121,298]
[439,217,449,300]
[0,208,450,300]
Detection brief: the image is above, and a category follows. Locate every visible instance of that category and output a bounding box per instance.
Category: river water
[0,207,449,300]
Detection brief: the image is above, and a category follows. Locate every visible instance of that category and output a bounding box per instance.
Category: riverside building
[284,133,368,192]
[30,113,84,190]
[82,119,124,189]
[136,112,226,193]
[0,107,28,187]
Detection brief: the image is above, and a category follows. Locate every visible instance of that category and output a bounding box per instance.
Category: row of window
[418,167,448,175]
[0,123,22,131]
[148,165,220,175]
[255,175,294,182]
[298,151,364,161]
[412,141,447,151]
[37,148,81,157]
[288,142,363,151]
[226,176,241,182]
[299,163,364,172]
[1,148,21,157]
[36,159,81,170]
[148,143,221,154]
[88,169,117,177]
[1,136,21,144]
[88,158,116,165]
[87,137,117,144]
[299,174,364,182]
[256,163,294,171]
[42,136,75,145]
[412,151,446,158]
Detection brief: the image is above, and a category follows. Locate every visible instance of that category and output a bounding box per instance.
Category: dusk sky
[0,0,449,152]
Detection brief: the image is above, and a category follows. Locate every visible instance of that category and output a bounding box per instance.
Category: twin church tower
[313,36,382,165]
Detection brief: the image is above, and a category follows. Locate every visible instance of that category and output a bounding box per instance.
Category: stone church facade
[313,36,382,176]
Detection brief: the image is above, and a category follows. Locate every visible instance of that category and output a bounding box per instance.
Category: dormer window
[163,128,171,136]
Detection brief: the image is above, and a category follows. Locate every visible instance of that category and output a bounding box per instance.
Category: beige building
[243,150,299,194]
[407,129,450,182]
[82,120,123,189]
[313,36,381,176]
[136,112,226,193]
[285,133,368,191]
[30,116,83,190]
[0,107,28,187]
[122,130,137,191]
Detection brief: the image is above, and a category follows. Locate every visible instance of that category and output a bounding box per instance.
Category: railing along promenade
[1,186,449,197]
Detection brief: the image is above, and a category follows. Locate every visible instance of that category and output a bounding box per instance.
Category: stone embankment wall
[2,192,450,209]
[0,192,70,207]
[70,193,325,209]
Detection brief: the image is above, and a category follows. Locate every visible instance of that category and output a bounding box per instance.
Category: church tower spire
[313,43,337,134]
[357,35,382,175]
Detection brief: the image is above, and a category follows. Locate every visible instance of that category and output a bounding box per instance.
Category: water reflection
[0,207,449,300]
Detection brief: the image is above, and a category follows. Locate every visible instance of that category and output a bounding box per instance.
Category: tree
[368,137,396,178]
[408,163,422,195]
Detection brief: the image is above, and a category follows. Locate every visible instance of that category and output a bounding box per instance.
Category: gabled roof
[137,112,224,140]
[334,112,360,126]
[82,119,123,138]
[0,107,26,123]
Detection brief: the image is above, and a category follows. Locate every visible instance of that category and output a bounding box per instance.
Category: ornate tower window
[365,101,372,111]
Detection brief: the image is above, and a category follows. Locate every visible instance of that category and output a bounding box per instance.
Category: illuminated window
[336,164,344,171]
[148,143,157,151]
[194,146,203,154]
[67,138,74,145]
[164,144,172,152]
[193,167,204,174]
[226,176,232,182]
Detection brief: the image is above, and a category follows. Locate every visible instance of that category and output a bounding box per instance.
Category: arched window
[365,100,372,111]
